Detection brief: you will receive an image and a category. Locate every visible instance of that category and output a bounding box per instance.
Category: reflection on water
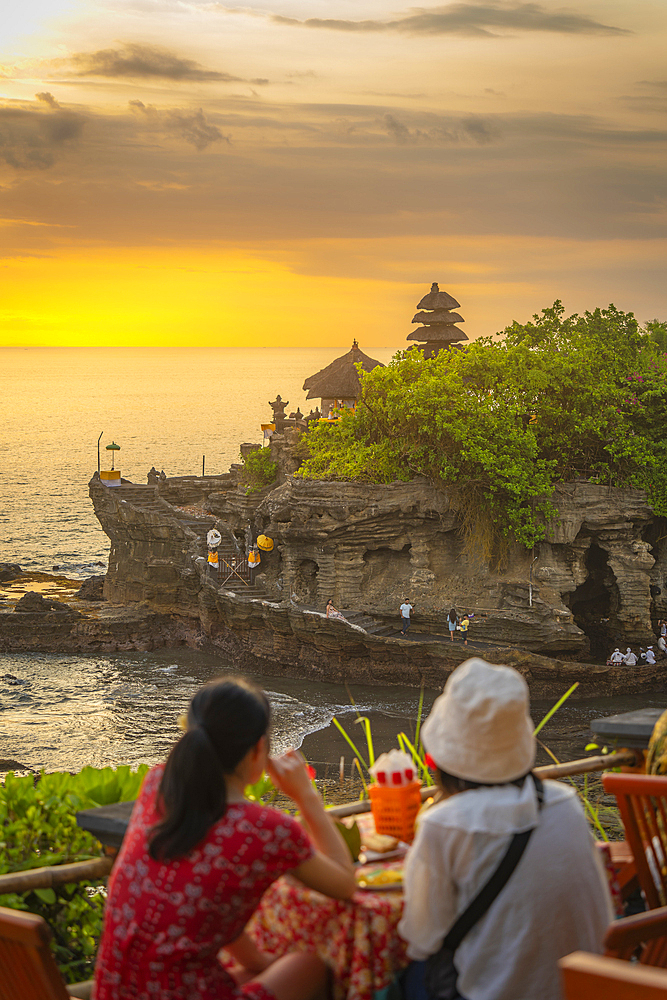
[0,647,429,773]
[1,647,666,776]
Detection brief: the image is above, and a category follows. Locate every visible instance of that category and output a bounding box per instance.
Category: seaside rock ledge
[27,469,660,699]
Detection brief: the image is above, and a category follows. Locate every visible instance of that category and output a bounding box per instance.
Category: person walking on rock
[459,613,470,647]
[447,608,458,641]
[400,599,414,636]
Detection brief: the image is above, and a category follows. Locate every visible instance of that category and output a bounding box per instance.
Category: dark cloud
[0,102,85,170]
[384,112,498,144]
[129,100,230,149]
[36,92,61,109]
[66,43,256,82]
[272,2,629,37]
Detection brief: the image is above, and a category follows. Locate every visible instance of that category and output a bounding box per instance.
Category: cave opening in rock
[564,542,621,660]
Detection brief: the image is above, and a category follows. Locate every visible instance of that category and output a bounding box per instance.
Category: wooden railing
[0,750,642,890]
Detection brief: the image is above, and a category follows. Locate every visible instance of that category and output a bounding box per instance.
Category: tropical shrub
[240,447,277,492]
[297,302,667,550]
[0,765,148,983]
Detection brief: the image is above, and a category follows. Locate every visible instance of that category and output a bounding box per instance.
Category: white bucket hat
[422,658,535,783]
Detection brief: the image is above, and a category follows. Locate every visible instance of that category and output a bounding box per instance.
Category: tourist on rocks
[400,598,414,635]
[661,620,667,640]
[608,648,624,665]
[659,636,667,657]
[623,647,638,666]
[647,646,657,665]
[326,598,346,622]
[459,613,470,647]
[639,647,647,664]
[94,677,356,1000]
[447,608,458,641]
[398,658,612,1000]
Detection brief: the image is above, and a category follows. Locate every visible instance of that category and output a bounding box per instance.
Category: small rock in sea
[52,565,60,570]
[75,576,106,601]
[0,563,22,583]
[14,591,80,616]
[0,759,33,773]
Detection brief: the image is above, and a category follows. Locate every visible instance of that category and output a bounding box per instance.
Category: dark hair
[448,608,457,623]
[149,677,270,861]
[437,768,530,796]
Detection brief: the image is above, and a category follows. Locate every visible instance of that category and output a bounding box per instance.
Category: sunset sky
[1,0,666,348]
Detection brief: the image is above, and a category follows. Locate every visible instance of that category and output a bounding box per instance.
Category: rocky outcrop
[0,564,22,583]
[75,576,106,601]
[0,604,198,654]
[14,592,81,617]
[77,470,667,695]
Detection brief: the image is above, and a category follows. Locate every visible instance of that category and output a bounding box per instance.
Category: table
[590,708,665,750]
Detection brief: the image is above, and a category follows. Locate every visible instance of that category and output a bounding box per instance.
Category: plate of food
[358,833,408,865]
[355,860,404,892]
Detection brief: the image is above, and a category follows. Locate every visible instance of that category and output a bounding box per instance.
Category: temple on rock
[407,282,468,358]
[303,340,383,418]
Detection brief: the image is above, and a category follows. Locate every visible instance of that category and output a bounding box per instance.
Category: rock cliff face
[83,468,667,695]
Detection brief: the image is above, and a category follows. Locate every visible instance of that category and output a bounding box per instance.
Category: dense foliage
[297,303,667,549]
[240,446,277,492]
[0,765,148,983]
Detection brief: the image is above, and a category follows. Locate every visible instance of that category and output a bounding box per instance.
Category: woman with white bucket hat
[398,658,612,1000]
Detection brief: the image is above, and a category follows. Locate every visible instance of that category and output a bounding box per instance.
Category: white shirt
[399,603,413,619]
[609,650,624,663]
[624,651,637,665]
[399,779,612,1000]
[647,649,657,664]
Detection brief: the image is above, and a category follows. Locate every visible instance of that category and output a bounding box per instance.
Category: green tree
[644,318,667,354]
[297,302,662,549]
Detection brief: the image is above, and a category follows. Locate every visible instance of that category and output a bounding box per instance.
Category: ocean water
[0,647,432,774]
[0,346,394,577]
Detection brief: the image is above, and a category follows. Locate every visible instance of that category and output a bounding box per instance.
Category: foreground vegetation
[297,304,667,550]
[0,765,148,983]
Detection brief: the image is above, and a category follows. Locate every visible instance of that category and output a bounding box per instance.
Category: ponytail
[149,677,270,861]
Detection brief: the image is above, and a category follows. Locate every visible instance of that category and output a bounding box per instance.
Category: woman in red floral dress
[94,677,356,1000]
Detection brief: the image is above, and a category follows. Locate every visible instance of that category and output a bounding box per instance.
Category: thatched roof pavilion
[303,340,383,418]
[407,282,468,358]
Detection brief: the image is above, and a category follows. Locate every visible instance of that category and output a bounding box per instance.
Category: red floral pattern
[94,766,313,1000]
[246,879,407,1000]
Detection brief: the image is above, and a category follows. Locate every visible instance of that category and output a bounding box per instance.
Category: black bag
[423,775,544,1000]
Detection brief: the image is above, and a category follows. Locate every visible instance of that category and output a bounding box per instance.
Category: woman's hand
[266,750,317,805]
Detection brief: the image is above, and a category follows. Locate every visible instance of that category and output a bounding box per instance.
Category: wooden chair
[603,773,667,909]
[605,904,667,966]
[0,905,92,1000]
[561,951,667,999]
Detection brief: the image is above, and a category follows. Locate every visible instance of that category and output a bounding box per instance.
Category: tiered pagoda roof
[303,340,384,402]
[407,282,468,358]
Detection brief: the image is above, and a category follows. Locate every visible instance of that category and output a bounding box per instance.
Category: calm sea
[1,348,664,773]
[0,346,392,577]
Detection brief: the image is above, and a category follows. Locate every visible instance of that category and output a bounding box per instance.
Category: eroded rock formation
[78,465,667,695]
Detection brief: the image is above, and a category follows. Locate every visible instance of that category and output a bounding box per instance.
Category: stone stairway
[203,537,269,600]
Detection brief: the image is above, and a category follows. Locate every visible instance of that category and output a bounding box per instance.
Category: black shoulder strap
[442,773,544,954]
